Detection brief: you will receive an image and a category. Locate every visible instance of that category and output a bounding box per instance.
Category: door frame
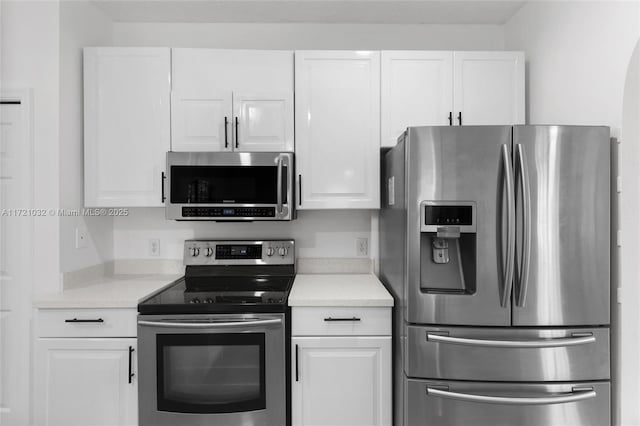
[0,88,35,426]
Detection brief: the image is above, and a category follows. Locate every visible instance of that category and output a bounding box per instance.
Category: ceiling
[90,0,527,25]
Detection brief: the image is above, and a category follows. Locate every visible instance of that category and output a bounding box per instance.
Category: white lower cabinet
[291,306,392,426]
[292,336,391,426]
[34,309,138,426]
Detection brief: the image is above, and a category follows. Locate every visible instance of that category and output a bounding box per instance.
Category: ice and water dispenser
[420,201,476,294]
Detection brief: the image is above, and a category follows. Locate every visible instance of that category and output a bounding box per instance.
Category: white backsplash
[113,208,375,260]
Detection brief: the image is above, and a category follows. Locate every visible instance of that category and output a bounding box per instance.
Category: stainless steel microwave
[165,152,295,221]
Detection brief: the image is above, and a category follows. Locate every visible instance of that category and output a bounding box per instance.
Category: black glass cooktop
[138,265,295,314]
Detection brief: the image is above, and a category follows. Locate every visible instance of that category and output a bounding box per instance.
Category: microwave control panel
[182,207,276,218]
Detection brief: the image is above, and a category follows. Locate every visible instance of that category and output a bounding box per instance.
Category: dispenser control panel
[420,201,476,233]
[424,205,473,226]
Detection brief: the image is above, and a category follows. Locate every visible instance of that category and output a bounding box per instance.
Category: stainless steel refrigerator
[379,125,611,426]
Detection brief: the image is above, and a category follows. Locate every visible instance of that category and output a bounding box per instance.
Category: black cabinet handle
[128,346,135,384]
[295,344,299,382]
[161,171,166,203]
[448,112,453,126]
[298,175,302,206]
[235,117,239,149]
[457,112,462,126]
[65,318,104,323]
[323,317,361,322]
[224,116,229,148]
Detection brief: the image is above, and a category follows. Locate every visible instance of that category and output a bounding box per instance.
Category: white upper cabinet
[380,50,525,147]
[233,91,294,152]
[295,51,381,209]
[84,47,170,207]
[171,90,233,152]
[381,51,453,147]
[171,49,294,152]
[453,51,525,126]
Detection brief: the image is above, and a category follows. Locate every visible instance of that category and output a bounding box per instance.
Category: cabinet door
[172,49,294,153]
[292,336,391,426]
[84,47,170,207]
[295,51,380,209]
[171,90,233,152]
[233,92,294,152]
[381,51,453,147]
[453,51,525,125]
[172,49,294,94]
[34,338,137,426]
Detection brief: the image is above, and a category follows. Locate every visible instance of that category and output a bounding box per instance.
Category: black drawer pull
[65,318,104,323]
[323,317,361,322]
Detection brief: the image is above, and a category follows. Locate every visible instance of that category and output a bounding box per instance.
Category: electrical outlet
[356,237,368,257]
[149,239,160,257]
[75,228,87,249]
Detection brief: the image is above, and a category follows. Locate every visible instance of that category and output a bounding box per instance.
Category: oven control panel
[183,240,295,266]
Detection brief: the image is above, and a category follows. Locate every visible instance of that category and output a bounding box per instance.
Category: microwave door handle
[276,155,284,214]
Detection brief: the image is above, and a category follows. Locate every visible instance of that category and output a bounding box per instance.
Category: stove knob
[205,247,214,257]
[190,247,200,257]
[191,298,201,304]
[278,247,287,257]
[266,247,275,257]
[206,298,214,304]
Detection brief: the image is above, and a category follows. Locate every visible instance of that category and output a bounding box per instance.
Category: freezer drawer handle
[426,333,595,348]
[426,386,596,405]
[138,318,282,329]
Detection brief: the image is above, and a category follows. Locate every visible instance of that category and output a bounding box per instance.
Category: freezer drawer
[406,326,610,381]
[406,379,610,426]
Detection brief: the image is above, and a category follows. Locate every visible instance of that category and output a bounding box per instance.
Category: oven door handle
[138,318,282,329]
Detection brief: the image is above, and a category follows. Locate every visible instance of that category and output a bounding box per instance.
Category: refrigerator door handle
[500,144,516,307]
[515,143,532,307]
[426,386,596,406]
[426,332,596,348]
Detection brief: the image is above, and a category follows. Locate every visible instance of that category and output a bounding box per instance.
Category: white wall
[112,22,505,50]
[1,0,61,294]
[110,21,505,262]
[504,2,640,425]
[59,0,115,273]
[505,1,639,134]
[621,39,640,426]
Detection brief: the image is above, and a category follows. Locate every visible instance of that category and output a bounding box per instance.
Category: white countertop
[34,274,181,309]
[288,274,394,307]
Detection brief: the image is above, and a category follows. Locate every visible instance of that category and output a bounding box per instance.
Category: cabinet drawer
[37,309,137,337]
[292,307,391,336]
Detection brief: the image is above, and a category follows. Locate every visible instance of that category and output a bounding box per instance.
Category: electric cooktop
[138,239,295,315]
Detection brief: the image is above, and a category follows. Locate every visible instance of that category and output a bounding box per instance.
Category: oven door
[165,152,294,221]
[137,313,285,426]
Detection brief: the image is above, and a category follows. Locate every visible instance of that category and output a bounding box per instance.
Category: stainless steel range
[137,239,295,426]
